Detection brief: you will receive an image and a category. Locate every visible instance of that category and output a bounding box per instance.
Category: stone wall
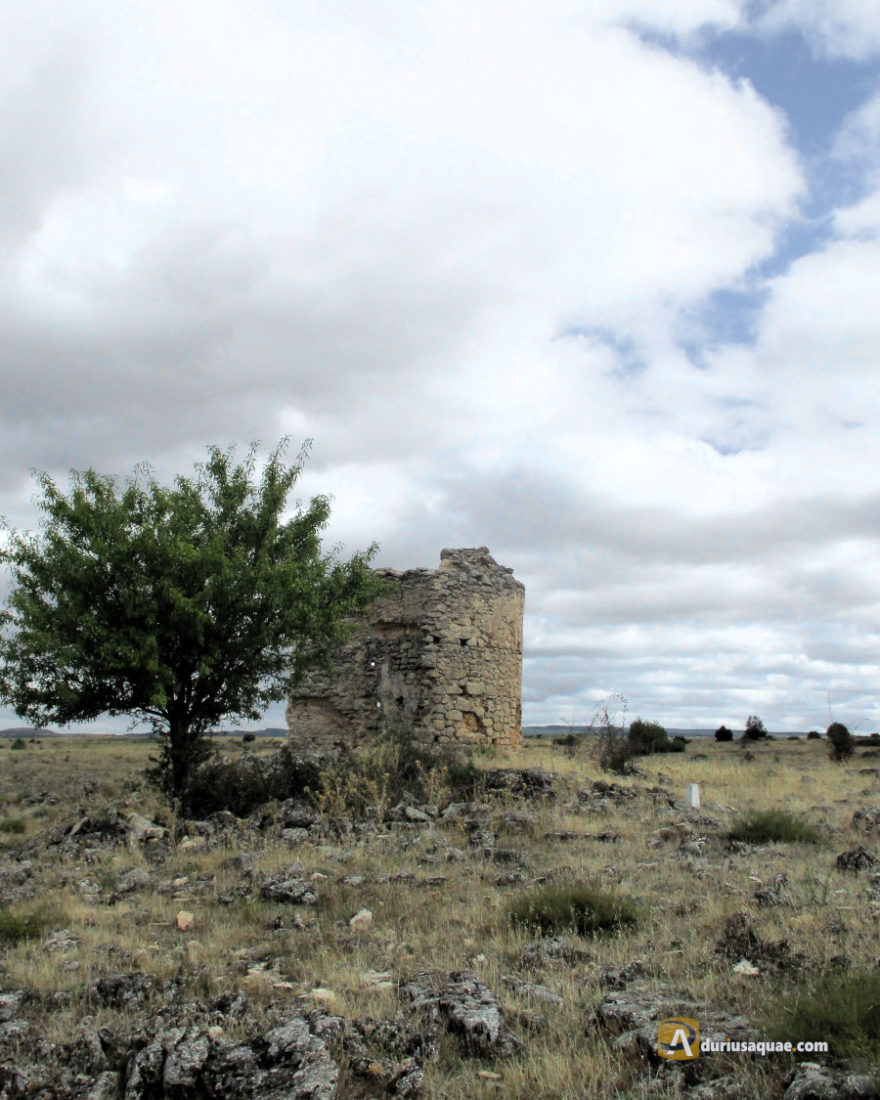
[286,547,524,753]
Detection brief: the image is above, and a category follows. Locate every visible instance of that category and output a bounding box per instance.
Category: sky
[2,0,880,735]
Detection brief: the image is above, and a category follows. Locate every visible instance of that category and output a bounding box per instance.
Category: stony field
[0,732,878,1098]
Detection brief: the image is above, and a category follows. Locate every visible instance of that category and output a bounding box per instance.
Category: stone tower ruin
[286,547,524,753]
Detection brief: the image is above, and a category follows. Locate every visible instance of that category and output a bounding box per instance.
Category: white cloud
[758,0,880,60]
[1,1,877,733]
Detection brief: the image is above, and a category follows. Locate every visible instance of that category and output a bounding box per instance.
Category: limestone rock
[783,1061,877,1100]
[126,813,168,843]
[438,970,520,1057]
[259,874,318,905]
[836,845,879,872]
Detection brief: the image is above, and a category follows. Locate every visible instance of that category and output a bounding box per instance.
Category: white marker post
[687,783,700,809]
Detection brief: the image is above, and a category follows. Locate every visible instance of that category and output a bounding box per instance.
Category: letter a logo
[657,1017,699,1060]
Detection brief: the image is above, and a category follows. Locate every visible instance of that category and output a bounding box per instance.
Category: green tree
[714,724,733,742]
[742,715,768,741]
[627,718,670,755]
[0,440,384,810]
[826,721,855,762]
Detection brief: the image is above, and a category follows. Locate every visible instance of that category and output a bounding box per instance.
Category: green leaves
[0,438,383,807]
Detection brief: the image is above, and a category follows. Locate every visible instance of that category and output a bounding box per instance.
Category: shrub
[764,970,880,1063]
[715,725,733,742]
[0,906,55,945]
[445,758,484,798]
[628,719,671,755]
[742,715,768,741]
[553,732,588,755]
[9,738,25,751]
[314,730,459,818]
[806,730,821,740]
[0,818,25,835]
[186,743,324,817]
[728,809,819,845]
[241,732,257,744]
[508,884,639,937]
[592,697,635,775]
[827,722,855,762]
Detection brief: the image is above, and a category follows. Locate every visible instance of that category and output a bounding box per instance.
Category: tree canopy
[0,439,384,807]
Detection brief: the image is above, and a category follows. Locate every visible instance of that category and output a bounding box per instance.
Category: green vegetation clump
[728,809,820,845]
[628,719,670,754]
[187,744,325,817]
[508,883,639,937]
[9,738,26,751]
[0,906,55,945]
[715,725,733,742]
[0,817,25,834]
[625,719,686,756]
[445,758,484,798]
[826,722,855,762]
[742,715,768,741]
[553,732,589,755]
[187,729,471,818]
[764,970,880,1063]
[0,440,384,812]
[806,730,821,740]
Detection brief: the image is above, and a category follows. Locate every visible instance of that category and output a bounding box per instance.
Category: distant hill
[0,726,62,738]
[210,728,288,738]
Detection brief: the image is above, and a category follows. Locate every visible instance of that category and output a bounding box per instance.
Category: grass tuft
[764,970,880,1063]
[508,883,639,937]
[0,817,26,834]
[0,906,57,945]
[728,809,820,845]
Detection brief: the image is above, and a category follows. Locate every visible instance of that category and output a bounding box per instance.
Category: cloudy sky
[2,0,880,734]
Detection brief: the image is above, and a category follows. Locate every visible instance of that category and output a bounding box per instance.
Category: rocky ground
[0,735,878,1097]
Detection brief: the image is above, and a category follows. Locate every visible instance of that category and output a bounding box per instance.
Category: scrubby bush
[508,883,639,937]
[0,818,25,835]
[624,719,686,756]
[314,730,463,818]
[241,732,257,744]
[806,730,821,740]
[186,743,324,817]
[592,697,635,775]
[553,732,589,756]
[728,809,819,845]
[764,970,880,1063]
[186,728,473,819]
[827,721,855,762]
[0,906,55,945]
[445,758,484,798]
[715,725,733,742]
[742,715,768,741]
[628,719,670,754]
[9,738,25,751]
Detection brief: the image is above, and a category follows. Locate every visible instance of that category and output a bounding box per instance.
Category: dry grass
[0,732,877,1095]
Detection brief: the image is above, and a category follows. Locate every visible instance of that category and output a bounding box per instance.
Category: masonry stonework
[286,547,524,753]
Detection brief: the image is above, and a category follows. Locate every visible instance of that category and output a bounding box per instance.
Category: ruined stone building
[286,547,524,753]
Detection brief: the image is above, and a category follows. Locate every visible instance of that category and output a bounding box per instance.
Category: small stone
[178,836,206,850]
[309,987,339,1007]
[732,958,760,976]
[362,969,393,988]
